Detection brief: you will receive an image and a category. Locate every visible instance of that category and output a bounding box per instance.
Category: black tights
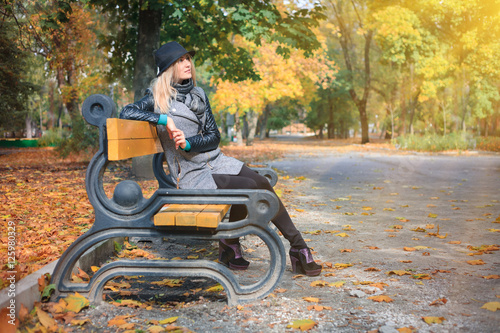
[212,165,307,249]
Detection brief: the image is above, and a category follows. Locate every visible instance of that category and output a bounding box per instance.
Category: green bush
[37,128,66,147]
[394,133,476,152]
[57,118,99,157]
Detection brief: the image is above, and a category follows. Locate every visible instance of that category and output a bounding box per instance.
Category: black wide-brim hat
[155,41,196,77]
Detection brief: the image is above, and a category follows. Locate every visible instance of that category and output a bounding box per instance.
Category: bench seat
[154,204,231,228]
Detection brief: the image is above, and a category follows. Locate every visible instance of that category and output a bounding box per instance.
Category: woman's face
[175,55,192,83]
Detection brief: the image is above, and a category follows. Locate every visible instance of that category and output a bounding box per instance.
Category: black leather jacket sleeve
[186,94,221,153]
[119,89,160,124]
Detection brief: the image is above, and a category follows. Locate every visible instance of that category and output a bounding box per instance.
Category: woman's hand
[166,117,177,139]
[171,129,187,150]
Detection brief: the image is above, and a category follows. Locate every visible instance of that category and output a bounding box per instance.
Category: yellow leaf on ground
[488,229,500,232]
[287,319,317,331]
[303,297,320,303]
[397,327,413,333]
[148,326,166,333]
[428,213,438,218]
[422,316,445,324]
[448,241,461,244]
[335,232,350,237]
[404,247,416,252]
[296,209,305,212]
[71,318,90,326]
[483,275,500,279]
[368,295,393,303]
[91,266,99,272]
[36,307,56,329]
[206,284,224,292]
[274,288,287,293]
[335,263,353,268]
[481,301,500,312]
[467,259,485,265]
[386,270,412,276]
[340,249,352,253]
[329,281,345,288]
[63,292,89,313]
[310,280,329,287]
[369,283,389,290]
[159,316,178,325]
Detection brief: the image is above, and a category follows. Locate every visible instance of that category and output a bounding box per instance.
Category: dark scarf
[174,79,205,123]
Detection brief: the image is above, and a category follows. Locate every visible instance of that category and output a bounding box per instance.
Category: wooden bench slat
[107,118,158,140]
[154,204,231,229]
[108,138,163,160]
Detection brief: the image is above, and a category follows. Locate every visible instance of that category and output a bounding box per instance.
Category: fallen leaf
[310,280,329,287]
[364,267,381,272]
[404,247,416,252]
[71,318,90,326]
[303,297,320,303]
[422,316,445,324]
[429,298,448,306]
[340,249,352,253]
[329,281,345,288]
[335,263,353,268]
[148,326,166,333]
[366,246,379,250]
[386,270,412,276]
[335,232,350,237]
[159,316,178,325]
[36,307,56,329]
[428,213,438,218]
[368,295,393,303]
[483,275,500,279]
[397,327,413,333]
[369,283,388,290]
[274,288,287,293]
[467,259,485,265]
[481,301,500,312]
[206,284,224,292]
[63,292,89,313]
[287,319,317,331]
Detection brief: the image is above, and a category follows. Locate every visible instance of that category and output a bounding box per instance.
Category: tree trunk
[259,105,271,139]
[246,110,259,146]
[25,114,33,139]
[234,111,243,146]
[327,97,334,139]
[132,3,162,101]
[131,2,162,179]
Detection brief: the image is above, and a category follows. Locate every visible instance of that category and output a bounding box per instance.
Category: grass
[394,133,478,152]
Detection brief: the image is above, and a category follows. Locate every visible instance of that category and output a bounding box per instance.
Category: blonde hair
[151,55,197,114]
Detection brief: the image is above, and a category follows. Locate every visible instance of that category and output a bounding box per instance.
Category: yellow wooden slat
[154,204,185,226]
[175,205,207,227]
[108,138,163,160]
[197,204,231,228]
[107,118,158,140]
[154,204,230,229]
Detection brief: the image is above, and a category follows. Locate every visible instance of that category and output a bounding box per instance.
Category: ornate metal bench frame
[50,94,285,306]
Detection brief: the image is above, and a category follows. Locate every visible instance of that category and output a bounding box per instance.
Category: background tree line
[1,0,499,150]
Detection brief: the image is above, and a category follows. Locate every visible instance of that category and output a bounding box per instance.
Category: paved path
[39,148,500,332]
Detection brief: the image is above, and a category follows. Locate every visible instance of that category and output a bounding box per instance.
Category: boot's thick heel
[289,247,322,276]
[219,239,249,271]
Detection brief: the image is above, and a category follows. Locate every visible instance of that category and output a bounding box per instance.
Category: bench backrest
[107,118,163,160]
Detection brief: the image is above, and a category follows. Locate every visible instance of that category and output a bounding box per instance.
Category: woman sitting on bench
[120,41,322,276]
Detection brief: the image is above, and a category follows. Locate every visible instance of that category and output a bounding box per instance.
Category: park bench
[49,94,285,306]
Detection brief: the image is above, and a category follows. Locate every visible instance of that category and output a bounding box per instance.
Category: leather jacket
[119,89,220,153]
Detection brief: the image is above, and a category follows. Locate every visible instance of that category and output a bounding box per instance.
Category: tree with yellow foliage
[212,38,336,145]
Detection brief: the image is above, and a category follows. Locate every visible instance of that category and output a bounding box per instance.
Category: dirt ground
[16,142,500,332]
